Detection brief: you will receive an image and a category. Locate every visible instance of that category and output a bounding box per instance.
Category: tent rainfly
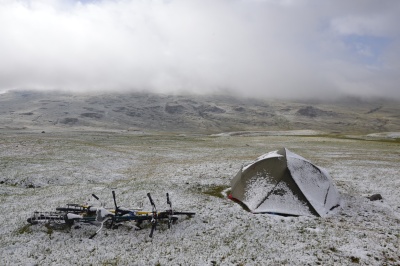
[229,148,341,217]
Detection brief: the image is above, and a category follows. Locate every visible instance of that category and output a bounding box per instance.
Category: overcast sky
[1,0,399,99]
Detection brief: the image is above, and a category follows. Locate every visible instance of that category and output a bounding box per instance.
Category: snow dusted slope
[0,132,399,265]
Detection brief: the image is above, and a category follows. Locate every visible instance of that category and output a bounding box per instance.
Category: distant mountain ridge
[1,90,399,134]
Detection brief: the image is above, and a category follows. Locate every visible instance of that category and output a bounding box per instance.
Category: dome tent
[229,148,340,217]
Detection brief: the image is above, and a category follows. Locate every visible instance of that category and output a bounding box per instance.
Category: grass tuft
[202,185,230,199]
[350,256,360,263]
[16,224,32,235]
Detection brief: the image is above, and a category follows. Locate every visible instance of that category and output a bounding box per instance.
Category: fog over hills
[1,90,399,135]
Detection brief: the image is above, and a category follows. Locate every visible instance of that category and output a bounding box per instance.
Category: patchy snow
[234,148,341,217]
[243,173,276,211]
[0,131,399,265]
[66,213,83,220]
[366,132,400,139]
[242,150,282,171]
[213,130,324,137]
[255,181,314,216]
[286,148,341,217]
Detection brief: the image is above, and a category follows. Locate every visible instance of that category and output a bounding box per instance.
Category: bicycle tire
[56,206,86,213]
[172,211,196,216]
[27,215,66,225]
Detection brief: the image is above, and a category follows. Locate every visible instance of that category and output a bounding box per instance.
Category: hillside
[1,90,400,135]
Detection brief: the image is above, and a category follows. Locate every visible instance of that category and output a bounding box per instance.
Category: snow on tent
[229,148,340,217]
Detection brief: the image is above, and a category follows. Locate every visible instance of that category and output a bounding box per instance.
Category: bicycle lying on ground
[27,191,195,238]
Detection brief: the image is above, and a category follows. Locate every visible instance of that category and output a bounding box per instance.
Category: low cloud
[0,0,399,99]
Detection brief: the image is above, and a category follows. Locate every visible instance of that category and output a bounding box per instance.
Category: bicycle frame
[27,191,195,238]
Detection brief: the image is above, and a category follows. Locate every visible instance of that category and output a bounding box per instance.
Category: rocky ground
[0,130,399,265]
[0,90,399,265]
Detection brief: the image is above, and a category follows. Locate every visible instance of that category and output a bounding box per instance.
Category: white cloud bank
[0,0,399,99]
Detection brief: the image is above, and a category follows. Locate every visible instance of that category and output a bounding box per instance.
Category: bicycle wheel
[27,213,66,225]
[56,205,86,214]
[172,211,196,216]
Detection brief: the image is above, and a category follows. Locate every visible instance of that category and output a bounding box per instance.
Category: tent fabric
[230,148,340,217]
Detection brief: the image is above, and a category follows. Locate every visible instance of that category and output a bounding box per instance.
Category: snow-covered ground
[367,132,400,139]
[0,130,399,265]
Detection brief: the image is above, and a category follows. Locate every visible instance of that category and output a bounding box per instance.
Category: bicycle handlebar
[147,193,155,207]
[112,191,118,210]
[166,193,171,206]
